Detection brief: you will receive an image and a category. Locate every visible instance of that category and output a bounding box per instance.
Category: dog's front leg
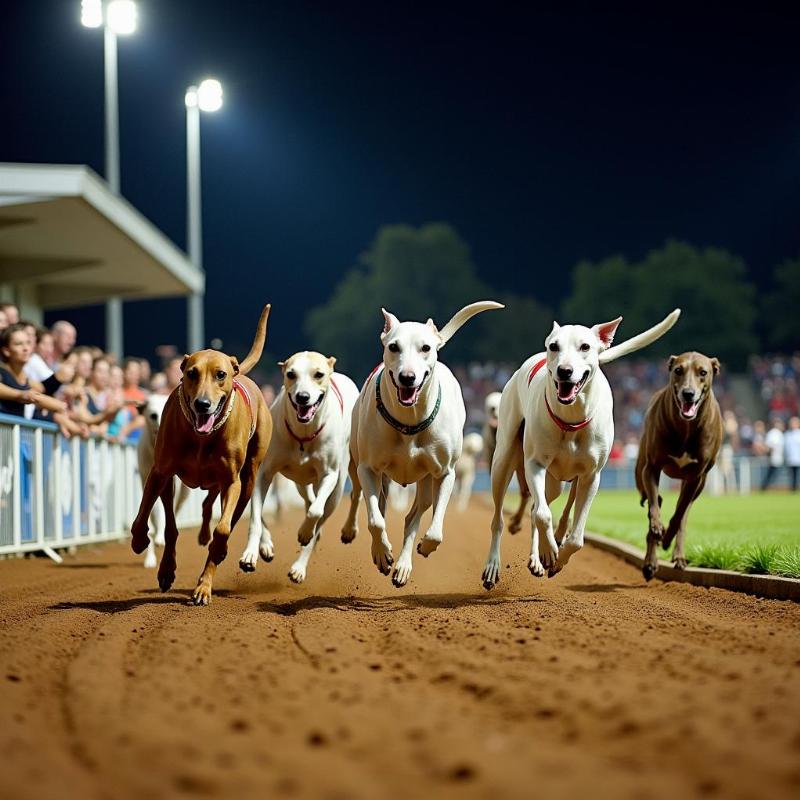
[131,469,170,554]
[393,476,433,587]
[551,472,600,576]
[640,463,663,581]
[240,467,276,572]
[192,477,241,606]
[417,468,456,558]
[358,464,393,575]
[197,489,219,546]
[156,478,181,592]
[297,472,338,546]
[526,459,556,576]
[665,473,706,569]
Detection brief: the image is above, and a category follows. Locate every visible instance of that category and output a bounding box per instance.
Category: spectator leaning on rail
[784,416,800,492]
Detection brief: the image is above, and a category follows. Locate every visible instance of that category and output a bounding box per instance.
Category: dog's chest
[282,451,324,485]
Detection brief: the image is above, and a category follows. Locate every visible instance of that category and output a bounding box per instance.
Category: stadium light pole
[185,79,223,353]
[81,0,137,360]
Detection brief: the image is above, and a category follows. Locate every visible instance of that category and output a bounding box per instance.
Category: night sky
[2,1,799,362]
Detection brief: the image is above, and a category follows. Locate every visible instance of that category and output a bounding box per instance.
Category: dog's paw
[297,522,315,547]
[642,562,657,581]
[528,556,545,578]
[288,562,307,584]
[153,531,166,548]
[482,558,501,590]
[672,555,687,570]
[259,540,275,562]
[157,566,175,592]
[371,537,394,576]
[197,529,211,547]
[417,531,443,558]
[238,552,258,573]
[551,540,580,576]
[190,583,212,606]
[508,517,523,535]
[130,531,150,555]
[143,547,157,569]
[538,540,559,571]
[392,558,413,588]
[340,525,357,544]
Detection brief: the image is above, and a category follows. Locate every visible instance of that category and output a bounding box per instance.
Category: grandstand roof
[0,163,203,309]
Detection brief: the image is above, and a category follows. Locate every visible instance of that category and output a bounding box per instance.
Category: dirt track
[1,499,799,800]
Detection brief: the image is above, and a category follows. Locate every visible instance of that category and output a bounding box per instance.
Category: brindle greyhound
[636,351,723,580]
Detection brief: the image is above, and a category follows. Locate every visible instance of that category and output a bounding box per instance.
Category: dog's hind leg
[640,462,664,581]
[417,468,456,558]
[156,478,181,592]
[508,462,530,534]
[527,458,560,576]
[341,457,361,544]
[482,419,522,589]
[665,473,706,569]
[393,476,433,587]
[359,464,393,575]
[197,489,218,546]
[240,467,275,571]
[551,472,600,576]
[554,479,576,546]
[297,471,339,546]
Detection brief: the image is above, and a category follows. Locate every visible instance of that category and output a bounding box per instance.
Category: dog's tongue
[297,405,315,422]
[196,413,215,433]
[557,381,579,403]
[681,399,699,418]
[398,386,417,405]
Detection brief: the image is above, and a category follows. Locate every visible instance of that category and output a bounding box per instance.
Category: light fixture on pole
[185,78,223,353]
[81,0,138,359]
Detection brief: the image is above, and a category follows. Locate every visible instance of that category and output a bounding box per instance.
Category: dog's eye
[149,413,158,421]
[580,343,591,352]
[286,371,296,380]
[421,344,431,353]
[699,369,707,377]
[314,371,324,380]
[548,343,559,352]
[216,370,226,381]
[674,366,684,376]
[388,343,400,353]
[186,368,198,380]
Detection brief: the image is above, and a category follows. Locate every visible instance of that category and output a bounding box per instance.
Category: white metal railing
[0,412,203,558]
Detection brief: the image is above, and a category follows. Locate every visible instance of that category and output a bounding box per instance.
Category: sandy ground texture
[1,498,799,800]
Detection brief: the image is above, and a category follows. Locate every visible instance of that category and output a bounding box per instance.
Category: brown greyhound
[636,352,723,580]
[131,305,273,605]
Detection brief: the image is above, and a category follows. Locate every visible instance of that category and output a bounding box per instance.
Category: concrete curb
[585,532,800,602]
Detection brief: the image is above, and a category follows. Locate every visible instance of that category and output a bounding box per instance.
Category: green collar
[374,367,441,435]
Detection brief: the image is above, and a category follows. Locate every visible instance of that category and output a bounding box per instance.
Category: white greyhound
[481,309,680,589]
[350,301,503,588]
[239,351,360,583]
[137,394,190,568]
[454,431,484,511]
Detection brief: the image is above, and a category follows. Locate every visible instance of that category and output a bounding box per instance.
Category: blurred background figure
[785,416,800,491]
[761,418,785,491]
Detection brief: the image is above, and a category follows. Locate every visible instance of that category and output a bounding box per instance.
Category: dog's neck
[283,387,332,440]
[379,363,439,426]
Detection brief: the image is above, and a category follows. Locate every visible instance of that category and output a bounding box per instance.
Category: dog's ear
[668,355,677,372]
[710,357,720,376]
[327,356,337,370]
[277,361,285,371]
[229,356,240,376]
[381,308,400,341]
[180,355,190,372]
[426,318,445,349]
[592,317,623,350]
[135,401,147,416]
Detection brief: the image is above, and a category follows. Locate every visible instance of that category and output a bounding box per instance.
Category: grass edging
[585,532,800,603]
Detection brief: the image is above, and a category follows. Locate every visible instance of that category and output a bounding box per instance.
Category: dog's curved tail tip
[438,300,505,346]
[238,304,272,375]
[599,307,681,365]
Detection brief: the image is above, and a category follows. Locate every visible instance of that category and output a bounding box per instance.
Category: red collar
[233,379,256,439]
[329,376,344,412]
[528,357,592,433]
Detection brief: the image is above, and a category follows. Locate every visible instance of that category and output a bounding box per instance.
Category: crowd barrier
[0,413,203,560]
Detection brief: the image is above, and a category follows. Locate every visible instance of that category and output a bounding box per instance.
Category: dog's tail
[599,308,680,365]
[238,304,272,375]
[437,301,505,346]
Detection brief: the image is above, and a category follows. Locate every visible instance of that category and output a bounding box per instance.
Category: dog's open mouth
[390,371,428,407]
[677,393,701,420]
[192,396,226,434]
[555,370,589,404]
[290,394,324,423]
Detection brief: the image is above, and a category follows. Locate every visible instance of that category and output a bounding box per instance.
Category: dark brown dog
[131,305,273,605]
[636,352,723,580]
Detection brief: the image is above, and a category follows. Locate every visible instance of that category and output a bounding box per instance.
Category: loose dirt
[1,499,798,800]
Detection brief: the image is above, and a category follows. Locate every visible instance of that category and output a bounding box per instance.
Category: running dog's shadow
[48,595,187,613]
[565,582,649,593]
[258,593,544,617]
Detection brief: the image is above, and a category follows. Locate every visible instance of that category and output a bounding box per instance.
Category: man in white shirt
[761,418,785,491]
[784,416,800,492]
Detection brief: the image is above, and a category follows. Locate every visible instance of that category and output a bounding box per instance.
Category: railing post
[34,428,44,548]
[11,423,21,550]
[53,433,63,546]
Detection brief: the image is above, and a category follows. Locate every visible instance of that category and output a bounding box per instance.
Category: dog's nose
[194,397,212,414]
[556,366,574,381]
[681,389,696,402]
[295,391,311,405]
[398,371,416,387]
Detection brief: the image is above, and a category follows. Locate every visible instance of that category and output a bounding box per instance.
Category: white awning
[0,162,203,309]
